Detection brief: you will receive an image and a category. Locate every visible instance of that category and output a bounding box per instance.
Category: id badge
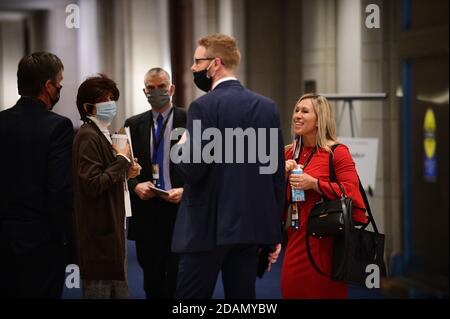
[290,203,299,229]
[152,164,160,180]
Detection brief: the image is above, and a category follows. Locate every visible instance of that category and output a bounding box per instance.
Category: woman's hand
[289,170,319,192]
[127,159,141,179]
[285,159,297,174]
[112,142,131,159]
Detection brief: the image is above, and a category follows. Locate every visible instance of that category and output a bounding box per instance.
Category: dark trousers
[176,244,258,299]
[0,239,66,299]
[135,239,178,299]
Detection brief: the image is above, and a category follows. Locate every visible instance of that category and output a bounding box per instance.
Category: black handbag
[307,186,353,238]
[306,144,386,286]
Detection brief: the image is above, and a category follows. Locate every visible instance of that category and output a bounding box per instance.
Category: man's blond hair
[198,34,241,70]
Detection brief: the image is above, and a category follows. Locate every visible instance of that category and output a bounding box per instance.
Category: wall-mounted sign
[424,108,437,182]
[338,137,379,191]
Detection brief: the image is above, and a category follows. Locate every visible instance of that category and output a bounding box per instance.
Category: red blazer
[283,144,367,225]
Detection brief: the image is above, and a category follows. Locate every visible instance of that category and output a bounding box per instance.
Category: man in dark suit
[125,68,186,299]
[0,52,74,298]
[172,34,285,299]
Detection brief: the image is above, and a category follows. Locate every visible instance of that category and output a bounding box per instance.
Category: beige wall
[360,0,402,263]
[246,0,302,144]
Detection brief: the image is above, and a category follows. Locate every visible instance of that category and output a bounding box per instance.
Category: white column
[124,0,171,119]
[301,0,337,94]
[217,0,246,85]
[190,0,217,100]
[336,0,362,137]
[78,0,101,82]
[158,0,172,76]
[0,15,25,110]
[45,0,81,127]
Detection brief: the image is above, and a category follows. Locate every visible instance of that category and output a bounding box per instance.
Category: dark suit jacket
[124,106,187,242]
[172,80,285,253]
[72,121,130,280]
[0,97,74,256]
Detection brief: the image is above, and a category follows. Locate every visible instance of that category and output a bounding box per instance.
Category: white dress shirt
[212,76,238,90]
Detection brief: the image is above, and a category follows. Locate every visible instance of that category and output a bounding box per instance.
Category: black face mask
[193,60,216,92]
[193,69,213,93]
[49,83,62,111]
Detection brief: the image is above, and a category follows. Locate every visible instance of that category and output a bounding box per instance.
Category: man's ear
[43,79,53,94]
[169,84,175,96]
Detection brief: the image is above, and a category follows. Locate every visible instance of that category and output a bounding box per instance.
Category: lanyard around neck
[294,142,317,170]
[150,108,174,163]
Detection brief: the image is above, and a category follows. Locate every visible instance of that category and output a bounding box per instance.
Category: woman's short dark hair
[76,74,120,122]
[17,52,64,97]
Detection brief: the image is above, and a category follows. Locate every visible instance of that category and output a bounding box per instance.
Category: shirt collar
[152,104,173,120]
[212,76,237,90]
[87,115,111,135]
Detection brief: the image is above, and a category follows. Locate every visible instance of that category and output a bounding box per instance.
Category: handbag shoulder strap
[330,143,380,233]
[358,177,379,233]
[305,227,327,277]
[329,144,340,182]
[306,144,382,280]
[328,144,345,196]
[306,143,351,279]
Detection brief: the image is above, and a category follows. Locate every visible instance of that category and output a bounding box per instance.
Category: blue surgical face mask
[95,101,117,123]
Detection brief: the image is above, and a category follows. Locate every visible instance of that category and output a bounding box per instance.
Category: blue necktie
[155,114,165,190]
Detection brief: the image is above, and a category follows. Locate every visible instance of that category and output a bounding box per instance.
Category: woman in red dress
[281,94,368,299]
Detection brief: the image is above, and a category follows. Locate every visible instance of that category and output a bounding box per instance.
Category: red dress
[281,144,367,299]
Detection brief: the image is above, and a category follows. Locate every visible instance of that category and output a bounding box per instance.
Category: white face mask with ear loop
[95,101,117,124]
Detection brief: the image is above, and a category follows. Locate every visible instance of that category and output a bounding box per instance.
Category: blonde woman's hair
[198,34,241,70]
[291,93,338,152]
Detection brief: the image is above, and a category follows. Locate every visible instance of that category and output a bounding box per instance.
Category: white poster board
[337,137,379,191]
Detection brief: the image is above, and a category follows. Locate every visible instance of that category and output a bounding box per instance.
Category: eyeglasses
[193,57,215,65]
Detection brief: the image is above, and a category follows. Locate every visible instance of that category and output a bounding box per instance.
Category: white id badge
[152,164,160,180]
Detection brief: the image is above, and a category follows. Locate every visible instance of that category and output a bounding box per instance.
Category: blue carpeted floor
[63,240,384,299]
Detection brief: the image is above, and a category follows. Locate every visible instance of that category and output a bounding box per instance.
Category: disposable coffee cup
[111,134,128,149]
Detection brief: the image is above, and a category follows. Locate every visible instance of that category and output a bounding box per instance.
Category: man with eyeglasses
[0,52,74,298]
[172,34,285,299]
